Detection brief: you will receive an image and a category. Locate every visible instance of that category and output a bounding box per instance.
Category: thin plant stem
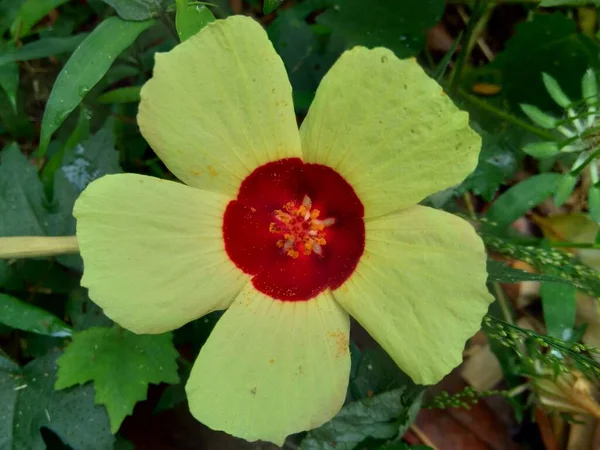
[493,282,514,325]
[449,0,489,93]
[457,88,559,141]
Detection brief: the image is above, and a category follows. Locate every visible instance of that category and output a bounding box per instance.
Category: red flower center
[223,158,365,301]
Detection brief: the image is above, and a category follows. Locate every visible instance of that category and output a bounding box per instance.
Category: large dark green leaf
[0,352,114,450]
[49,122,121,238]
[317,0,444,58]
[490,13,600,114]
[300,386,423,450]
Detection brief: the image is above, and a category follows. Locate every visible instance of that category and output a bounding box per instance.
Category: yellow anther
[269,196,335,259]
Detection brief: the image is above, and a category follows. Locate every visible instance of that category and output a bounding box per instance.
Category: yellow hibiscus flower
[72,16,492,445]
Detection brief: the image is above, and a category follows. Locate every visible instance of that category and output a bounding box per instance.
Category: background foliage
[3,0,600,449]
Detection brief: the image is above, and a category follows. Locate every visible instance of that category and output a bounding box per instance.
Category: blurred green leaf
[0,144,50,236]
[378,445,432,450]
[38,16,153,157]
[0,351,114,450]
[460,131,519,201]
[66,288,112,331]
[301,387,423,450]
[317,0,444,58]
[56,327,179,432]
[0,43,18,112]
[554,174,577,207]
[589,186,600,223]
[541,282,576,340]
[49,122,121,238]
[0,33,88,65]
[540,0,600,5]
[0,0,25,35]
[102,0,166,20]
[264,0,284,14]
[175,0,215,41]
[10,0,72,38]
[522,141,560,158]
[483,234,600,297]
[485,173,561,229]
[154,364,190,413]
[0,293,72,337]
[349,347,419,401]
[96,86,141,104]
[487,259,574,285]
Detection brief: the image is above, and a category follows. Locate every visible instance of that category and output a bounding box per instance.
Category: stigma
[269,195,335,258]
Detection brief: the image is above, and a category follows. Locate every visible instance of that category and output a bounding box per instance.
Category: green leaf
[522,141,561,158]
[0,293,71,337]
[300,387,423,450]
[96,86,142,104]
[317,0,444,58]
[264,0,284,14]
[519,104,558,129]
[56,327,179,432]
[489,13,600,115]
[0,144,50,237]
[486,259,574,285]
[102,0,166,20]
[554,173,578,207]
[175,0,215,42]
[0,33,88,65]
[540,0,600,6]
[38,17,153,157]
[589,185,600,223]
[485,173,561,229]
[0,351,114,450]
[10,0,72,38]
[542,72,572,109]
[582,68,598,105]
[540,282,576,340]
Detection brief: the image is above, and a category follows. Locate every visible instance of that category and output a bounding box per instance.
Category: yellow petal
[333,205,492,384]
[300,47,481,219]
[74,174,247,334]
[138,16,301,197]
[186,284,350,445]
